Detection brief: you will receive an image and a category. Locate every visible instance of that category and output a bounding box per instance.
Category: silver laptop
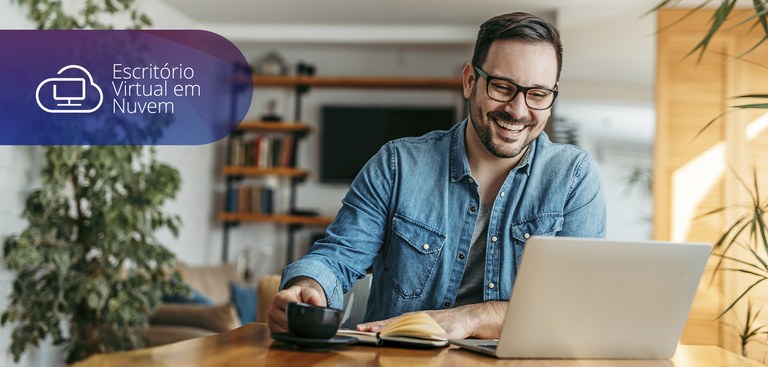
[450,236,711,359]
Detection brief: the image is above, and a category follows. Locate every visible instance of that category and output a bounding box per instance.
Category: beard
[469,100,537,159]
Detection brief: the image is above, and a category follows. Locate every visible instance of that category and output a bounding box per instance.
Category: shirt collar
[450,118,539,181]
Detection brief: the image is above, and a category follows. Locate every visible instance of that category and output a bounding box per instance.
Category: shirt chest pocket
[384,214,446,299]
[510,214,564,270]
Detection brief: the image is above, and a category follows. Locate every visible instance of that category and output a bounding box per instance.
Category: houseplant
[652,0,768,358]
[0,0,186,363]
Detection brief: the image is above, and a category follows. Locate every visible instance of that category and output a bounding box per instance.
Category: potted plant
[1,1,186,363]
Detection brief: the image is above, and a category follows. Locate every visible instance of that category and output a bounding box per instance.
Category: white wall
[0,146,64,367]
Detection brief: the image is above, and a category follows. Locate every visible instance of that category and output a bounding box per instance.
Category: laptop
[450,236,712,359]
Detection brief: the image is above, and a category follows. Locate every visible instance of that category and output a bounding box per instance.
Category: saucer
[271,333,357,351]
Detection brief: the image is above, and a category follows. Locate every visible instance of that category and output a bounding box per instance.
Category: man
[269,12,606,339]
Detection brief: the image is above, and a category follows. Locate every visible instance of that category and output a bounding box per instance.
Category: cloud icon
[36,65,103,114]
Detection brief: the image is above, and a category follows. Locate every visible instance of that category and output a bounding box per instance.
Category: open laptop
[450,236,712,359]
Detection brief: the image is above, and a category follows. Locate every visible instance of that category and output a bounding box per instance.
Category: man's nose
[503,90,528,119]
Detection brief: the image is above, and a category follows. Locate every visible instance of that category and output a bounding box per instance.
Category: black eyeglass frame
[472,64,559,110]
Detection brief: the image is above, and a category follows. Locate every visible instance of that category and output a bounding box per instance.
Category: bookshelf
[221,121,334,264]
[222,74,463,264]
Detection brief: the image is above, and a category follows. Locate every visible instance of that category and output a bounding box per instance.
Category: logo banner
[0,30,253,145]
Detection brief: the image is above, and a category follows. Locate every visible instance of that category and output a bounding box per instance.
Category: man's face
[463,39,558,159]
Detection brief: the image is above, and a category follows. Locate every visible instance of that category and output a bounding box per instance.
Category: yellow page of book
[380,312,446,341]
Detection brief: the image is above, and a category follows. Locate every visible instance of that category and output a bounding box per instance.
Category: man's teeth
[496,120,525,131]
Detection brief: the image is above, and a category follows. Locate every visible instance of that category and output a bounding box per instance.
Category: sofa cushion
[176,263,239,304]
[230,282,257,324]
[162,285,214,305]
[151,303,240,333]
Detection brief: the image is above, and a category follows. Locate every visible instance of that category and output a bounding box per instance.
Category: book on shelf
[336,312,448,348]
[228,134,295,169]
[225,184,274,214]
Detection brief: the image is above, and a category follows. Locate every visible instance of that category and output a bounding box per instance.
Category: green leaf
[753,0,768,36]
[649,0,715,34]
[688,0,738,62]
[732,103,768,109]
[719,278,768,319]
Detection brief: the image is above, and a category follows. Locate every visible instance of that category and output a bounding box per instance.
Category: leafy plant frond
[646,0,714,33]
[733,103,768,109]
[754,0,768,35]
[721,300,768,357]
[687,0,738,62]
[733,94,768,99]
[738,35,767,57]
[691,110,731,141]
[719,278,767,319]
[719,267,768,278]
[0,1,181,364]
[716,254,765,273]
[725,3,768,31]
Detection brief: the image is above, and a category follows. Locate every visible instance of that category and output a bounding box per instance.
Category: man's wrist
[461,301,506,339]
[285,276,323,294]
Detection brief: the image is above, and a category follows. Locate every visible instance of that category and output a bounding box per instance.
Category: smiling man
[269,12,606,339]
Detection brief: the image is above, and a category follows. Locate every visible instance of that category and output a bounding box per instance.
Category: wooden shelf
[236,121,311,133]
[220,212,334,226]
[222,166,308,178]
[251,75,462,90]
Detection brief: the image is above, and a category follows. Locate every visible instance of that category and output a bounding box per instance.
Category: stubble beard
[469,99,536,159]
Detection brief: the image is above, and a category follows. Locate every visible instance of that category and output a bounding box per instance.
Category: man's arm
[269,143,396,332]
[356,301,507,339]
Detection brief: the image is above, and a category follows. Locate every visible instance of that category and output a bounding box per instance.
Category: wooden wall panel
[656,8,768,356]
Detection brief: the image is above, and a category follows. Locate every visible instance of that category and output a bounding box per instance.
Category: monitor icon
[52,78,86,107]
[36,65,103,113]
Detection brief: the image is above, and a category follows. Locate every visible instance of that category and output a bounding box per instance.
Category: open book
[336,312,448,347]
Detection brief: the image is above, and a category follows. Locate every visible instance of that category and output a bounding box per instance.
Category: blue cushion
[162,286,213,305]
[230,282,257,324]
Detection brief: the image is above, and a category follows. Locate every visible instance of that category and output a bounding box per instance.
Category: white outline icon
[36,65,103,113]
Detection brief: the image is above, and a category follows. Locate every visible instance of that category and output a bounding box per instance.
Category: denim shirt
[281,120,606,322]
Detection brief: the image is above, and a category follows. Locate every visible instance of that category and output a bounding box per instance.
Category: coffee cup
[286,302,343,339]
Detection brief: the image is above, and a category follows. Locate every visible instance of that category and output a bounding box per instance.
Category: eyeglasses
[472,64,558,110]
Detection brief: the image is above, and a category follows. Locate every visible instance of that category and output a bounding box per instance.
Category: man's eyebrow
[487,72,555,90]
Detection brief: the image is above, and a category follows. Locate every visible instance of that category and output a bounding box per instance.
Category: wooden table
[72,323,761,367]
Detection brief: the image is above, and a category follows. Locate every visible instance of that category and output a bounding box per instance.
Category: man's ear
[461,63,475,100]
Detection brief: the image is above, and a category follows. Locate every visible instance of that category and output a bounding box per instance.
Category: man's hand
[268,276,327,333]
[355,301,507,339]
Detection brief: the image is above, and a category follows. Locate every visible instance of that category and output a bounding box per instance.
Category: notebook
[450,236,711,359]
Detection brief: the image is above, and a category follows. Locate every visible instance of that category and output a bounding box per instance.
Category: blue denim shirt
[281,120,606,322]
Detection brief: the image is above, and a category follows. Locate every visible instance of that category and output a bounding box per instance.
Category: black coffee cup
[286,302,343,339]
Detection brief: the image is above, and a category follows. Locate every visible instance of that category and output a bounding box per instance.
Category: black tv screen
[321,106,456,183]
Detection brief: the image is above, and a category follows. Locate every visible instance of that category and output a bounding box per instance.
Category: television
[321,105,456,183]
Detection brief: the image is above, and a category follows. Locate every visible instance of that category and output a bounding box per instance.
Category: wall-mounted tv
[321,106,456,184]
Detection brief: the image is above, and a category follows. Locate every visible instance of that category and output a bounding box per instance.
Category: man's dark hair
[471,12,563,81]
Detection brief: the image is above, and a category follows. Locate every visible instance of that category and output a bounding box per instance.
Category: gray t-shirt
[454,204,491,306]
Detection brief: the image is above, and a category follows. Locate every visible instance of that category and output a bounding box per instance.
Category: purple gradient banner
[0,30,253,145]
